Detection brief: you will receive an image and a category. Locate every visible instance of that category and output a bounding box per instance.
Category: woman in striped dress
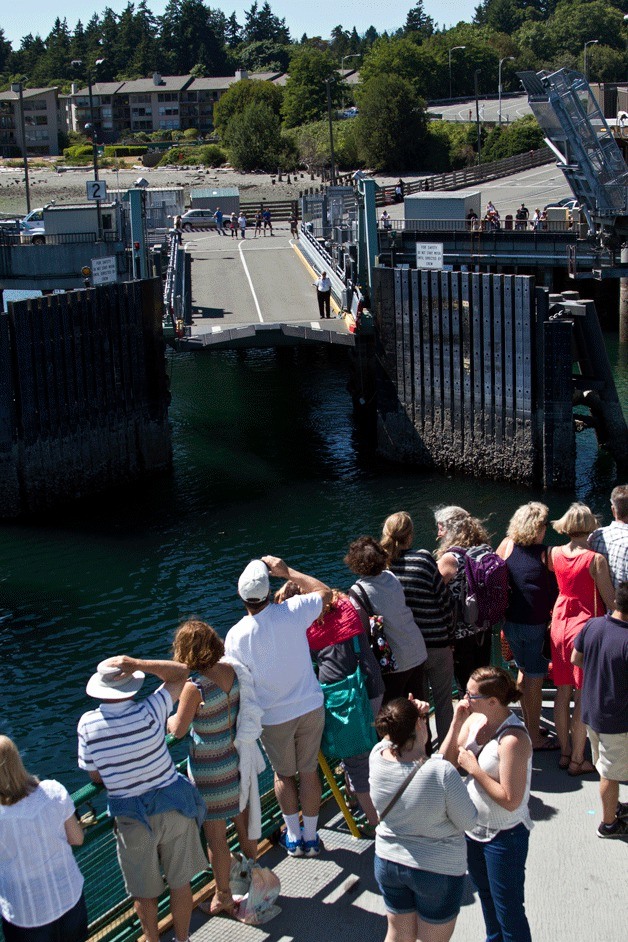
[168,620,257,916]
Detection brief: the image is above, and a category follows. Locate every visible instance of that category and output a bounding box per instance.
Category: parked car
[544,197,579,211]
[340,107,359,119]
[180,209,218,230]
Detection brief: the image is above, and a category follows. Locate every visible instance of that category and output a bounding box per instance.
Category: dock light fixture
[498,57,515,126]
[584,40,598,81]
[448,46,466,101]
[10,78,31,213]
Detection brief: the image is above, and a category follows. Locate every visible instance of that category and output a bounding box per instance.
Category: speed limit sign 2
[86,180,107,201]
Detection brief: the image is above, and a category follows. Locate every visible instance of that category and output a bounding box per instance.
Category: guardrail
[379,216,578,234]
[375,147,554,206]
[0,230,120,247]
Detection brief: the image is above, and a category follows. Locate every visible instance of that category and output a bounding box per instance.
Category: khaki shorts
[261,706,325,777]
[588,728,628,781]
[115,810,207,899]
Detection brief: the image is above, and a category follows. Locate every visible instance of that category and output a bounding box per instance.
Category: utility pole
[11,80,31,213]
[475,70,482,165]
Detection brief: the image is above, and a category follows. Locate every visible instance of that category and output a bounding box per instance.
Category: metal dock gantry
[181,704,626,942]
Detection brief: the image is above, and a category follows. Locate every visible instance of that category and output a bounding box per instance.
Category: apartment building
[65,70,284,140]
[0,86,60,157]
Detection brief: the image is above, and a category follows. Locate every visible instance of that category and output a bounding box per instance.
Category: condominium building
[0,86,60,157]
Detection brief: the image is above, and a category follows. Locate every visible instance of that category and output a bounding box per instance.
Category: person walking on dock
[225,557,332,858]
[572,580,628,839]
[213,206,225,234]
[588,484,628,587]
[262,207,273,235]
[314,271,332,319]
[229,211,237,237]
[78,656,207,942]
[254,211,263,238]
[238,213,247,239]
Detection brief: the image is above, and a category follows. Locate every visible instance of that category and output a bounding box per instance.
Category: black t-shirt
[574,614,628,734]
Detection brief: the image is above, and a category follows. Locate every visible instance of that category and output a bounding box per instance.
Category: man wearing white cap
[78,657,207,942]
[225,556,331,857]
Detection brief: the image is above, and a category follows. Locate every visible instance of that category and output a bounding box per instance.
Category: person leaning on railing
[0,735,88,942]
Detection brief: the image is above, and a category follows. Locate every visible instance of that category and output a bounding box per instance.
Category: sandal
[558,753,572,770]
[567,759,597,777]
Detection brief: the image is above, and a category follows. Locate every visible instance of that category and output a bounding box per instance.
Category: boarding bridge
[519,68,628,274]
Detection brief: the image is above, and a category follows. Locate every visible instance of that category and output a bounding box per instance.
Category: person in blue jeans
[441,666,533,942]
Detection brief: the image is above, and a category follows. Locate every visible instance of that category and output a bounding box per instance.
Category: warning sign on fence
[415,243,444,270]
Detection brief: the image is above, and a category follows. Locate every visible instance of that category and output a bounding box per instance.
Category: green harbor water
[0,338,626,791]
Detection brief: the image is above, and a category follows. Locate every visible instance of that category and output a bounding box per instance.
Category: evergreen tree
[225,13,242,47]
[244,2,290,43]
[404,2,435,38]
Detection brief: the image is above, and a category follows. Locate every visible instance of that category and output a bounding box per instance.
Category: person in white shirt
[225,557,331,857]
[238,213,247,239]
[0,736,87,942]
[314,271,332,319]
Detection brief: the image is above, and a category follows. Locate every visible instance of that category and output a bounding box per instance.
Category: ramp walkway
[177,227,353,350]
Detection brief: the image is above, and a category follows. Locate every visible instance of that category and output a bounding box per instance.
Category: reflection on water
[0,340,626,790]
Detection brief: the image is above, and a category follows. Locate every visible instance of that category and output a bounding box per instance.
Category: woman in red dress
[548,503,615,775]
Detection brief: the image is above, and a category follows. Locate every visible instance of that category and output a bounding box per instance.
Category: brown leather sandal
[567,759,597,776]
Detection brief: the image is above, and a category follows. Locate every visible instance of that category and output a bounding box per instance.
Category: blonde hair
[172,619,224,673]
[381,511,414,562]
[551,502,599,537]
[436,514,490,557]
[0,736,39,806]
[506,502,549,546]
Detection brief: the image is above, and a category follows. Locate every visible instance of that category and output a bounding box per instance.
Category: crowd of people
[1,487,626,942]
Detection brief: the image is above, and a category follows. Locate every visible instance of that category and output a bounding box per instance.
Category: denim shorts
[503,621,549,677]
[374,855,465,924]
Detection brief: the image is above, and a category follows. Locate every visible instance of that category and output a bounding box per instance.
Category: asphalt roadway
[428,94,533,125]
[184,226,348,338]
[184,162,573,332]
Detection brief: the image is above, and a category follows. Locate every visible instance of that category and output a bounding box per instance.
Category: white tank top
[465,712,533,842]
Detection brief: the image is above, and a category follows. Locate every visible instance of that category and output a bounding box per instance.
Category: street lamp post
[10,79,31,213]
[72,58,105,240]
[325,78,336,186]
[448,46,466,101]
[583,40,598,81]
[498,56,515,126]
[475,70,482,165]
[340,53,360,110]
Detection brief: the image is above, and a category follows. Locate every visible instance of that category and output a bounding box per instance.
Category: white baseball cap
[238,560,270,603]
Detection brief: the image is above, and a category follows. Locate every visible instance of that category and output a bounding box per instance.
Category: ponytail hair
[470,666,522,705]
[375,698,422,755]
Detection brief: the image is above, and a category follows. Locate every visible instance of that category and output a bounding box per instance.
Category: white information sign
[415,242,444,270]
[86,180,107,201]
[91,256,117,285]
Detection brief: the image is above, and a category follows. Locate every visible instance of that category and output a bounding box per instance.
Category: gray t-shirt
[352,571,427,672]
[369,743,477,876]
